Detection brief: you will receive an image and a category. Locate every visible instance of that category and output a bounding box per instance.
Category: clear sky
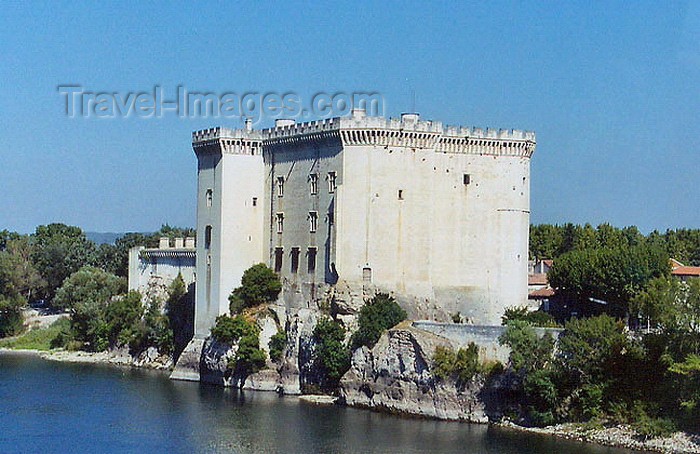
[0,1,697,234]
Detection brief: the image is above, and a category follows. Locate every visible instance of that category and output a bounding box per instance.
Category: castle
[189,110,535,336]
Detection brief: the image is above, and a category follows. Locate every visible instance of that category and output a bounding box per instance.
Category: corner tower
[191,126,265,337]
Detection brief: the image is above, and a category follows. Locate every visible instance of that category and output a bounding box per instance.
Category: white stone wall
[194,149,265,337]
[338,145,529,324]
[127,245,196,299]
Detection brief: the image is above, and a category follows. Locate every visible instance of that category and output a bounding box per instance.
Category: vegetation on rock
[268,329,287,363]
[350,293,407,350]
[431,343,481,386]
[228,263,282,314]
[313,317,351,391]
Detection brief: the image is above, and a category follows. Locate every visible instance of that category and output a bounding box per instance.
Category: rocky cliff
[340,324,508,423]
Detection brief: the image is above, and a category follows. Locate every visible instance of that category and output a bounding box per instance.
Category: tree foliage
[228,263,282,313]
[31,224,98,302]
[313,317,351,391]
[0,295,24,338]
[52,266,125,312]
[268,330,287,363]
[501,306,559,327]
[350,293,407,350]
[547,245,669,317]
[431,343,481,386]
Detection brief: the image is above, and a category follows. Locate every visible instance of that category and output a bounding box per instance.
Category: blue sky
[0,1,697,234]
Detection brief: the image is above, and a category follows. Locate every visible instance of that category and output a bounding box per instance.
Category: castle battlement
[192,113,535,157]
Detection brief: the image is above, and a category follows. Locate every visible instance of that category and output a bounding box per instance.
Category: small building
[671,265,700,282]
[128,237,196,301]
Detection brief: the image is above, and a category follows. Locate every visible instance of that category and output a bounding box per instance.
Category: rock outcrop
[340,324,502,423]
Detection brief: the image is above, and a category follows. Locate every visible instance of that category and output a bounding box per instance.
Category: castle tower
[191,127,265,337]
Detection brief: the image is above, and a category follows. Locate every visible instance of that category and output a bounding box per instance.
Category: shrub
[499,321,555,375]
[313,317,351,390]
[431,343,481,386]
[350,293,407,350]
[268,330,287,363]
[228,264,281,313]
[211,315,258,344]
[451,312,463,324]
[501,306,559,327]
[53,266,124,312]
[0,295,24,338]
[229,333,267,377]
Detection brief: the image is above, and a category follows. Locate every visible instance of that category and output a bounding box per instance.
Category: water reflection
[0,354,641,454]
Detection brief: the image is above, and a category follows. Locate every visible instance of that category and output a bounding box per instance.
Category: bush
[499,321,555,375]
[431,343,481,386]
[228,264,281,313]
[313,317,351,390]
[229,333,267,377]
[0,295,24,338]
[350,293,407,350]
[53,266,124,312]
[211,315,258,343]
[501,306,559,327]
[268,330,287,363]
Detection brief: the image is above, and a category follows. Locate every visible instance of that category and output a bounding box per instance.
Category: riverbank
[0,347,172,370]
[498,421,700,454]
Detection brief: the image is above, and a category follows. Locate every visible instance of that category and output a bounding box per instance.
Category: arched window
[206,189,213,208]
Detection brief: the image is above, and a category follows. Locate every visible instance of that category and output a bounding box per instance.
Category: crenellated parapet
[192,112,536,158]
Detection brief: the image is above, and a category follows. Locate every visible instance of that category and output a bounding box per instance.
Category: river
[0,353,642,454]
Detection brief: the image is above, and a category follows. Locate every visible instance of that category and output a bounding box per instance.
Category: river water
[0,353,641,454]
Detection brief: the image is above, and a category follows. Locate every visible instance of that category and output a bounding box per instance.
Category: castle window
[206,189,213,207]
[328,171,336,193]
[204,225,212,249]
[463,174,471,185]
[291,247,300,274]
[252,197,258,207]
[363,267,372,282]
[398,189,404,200]
[307,247,317,274]
[276,213,284,233]
[277,176,285,197]
[327,211,334,226]
[309,173,318,195]
[309,211,318,232]
[274,247,283,273]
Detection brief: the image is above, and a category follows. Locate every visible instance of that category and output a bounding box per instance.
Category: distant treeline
[530,224,700,266]
[0,223,195,306]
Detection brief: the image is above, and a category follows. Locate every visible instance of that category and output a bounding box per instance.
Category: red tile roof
[542,259,554,267]
[672,266,700,277]
[529,287,555,298]
[528,274,549,285]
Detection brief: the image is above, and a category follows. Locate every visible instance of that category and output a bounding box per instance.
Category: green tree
[31,224,98,302]
[313,317,351,391]
[499,321,555,376]
[350,293,407,350]
[268,330,287,363]
[228,263,281,313]
[52,266,125,312]
[548,245,669,317]
[0,237,44,302]
[0,295,24,338]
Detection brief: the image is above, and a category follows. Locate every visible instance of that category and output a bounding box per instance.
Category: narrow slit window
[206,189,213,207]
[204,225,212,249]
[309,211,318,232]
[274,247,283,273]
[398,189,404,200]
[277,176,285,197]
[252,197,257,207]
[328,171,337,193]
[276,213,284,233]
[307,247,317,274]
[309,173,318,195]
[463,174,471,185]
[291,247,300,274]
